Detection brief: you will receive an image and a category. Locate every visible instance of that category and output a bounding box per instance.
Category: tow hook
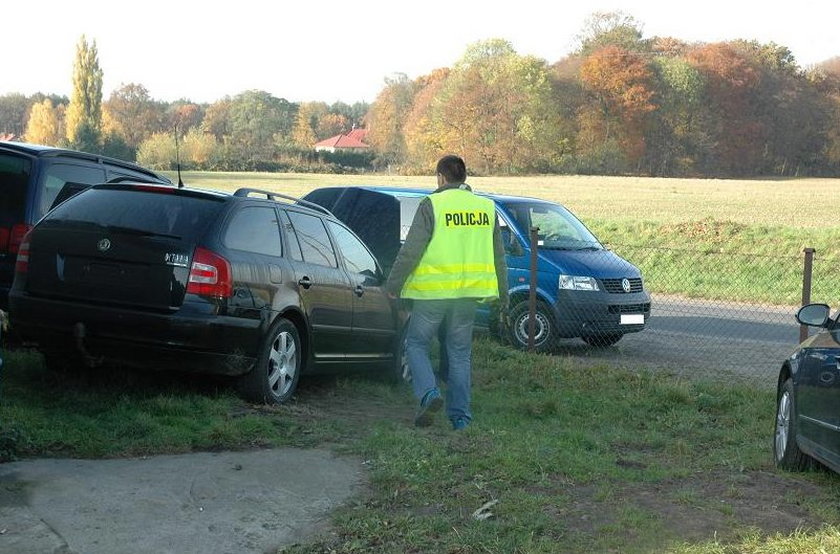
[73,323,104,367]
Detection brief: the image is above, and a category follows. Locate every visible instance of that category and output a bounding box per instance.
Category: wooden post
[800,248,815,343]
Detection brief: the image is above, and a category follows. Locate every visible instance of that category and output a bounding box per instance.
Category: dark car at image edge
[10,183,403,404]
[775,303,840,474]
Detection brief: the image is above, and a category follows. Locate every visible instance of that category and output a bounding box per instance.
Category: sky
[4,0,839,106]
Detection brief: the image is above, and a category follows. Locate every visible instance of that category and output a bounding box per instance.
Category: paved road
[549,295,802,385]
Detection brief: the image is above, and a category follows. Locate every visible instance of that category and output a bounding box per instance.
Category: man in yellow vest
[386,155,508,430]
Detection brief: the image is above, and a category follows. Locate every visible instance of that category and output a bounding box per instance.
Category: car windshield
[45,187,224,242]
[502,201,602,250]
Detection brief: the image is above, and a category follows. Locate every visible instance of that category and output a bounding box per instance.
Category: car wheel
[774,378,810,471]
[508,300,555,352]
[384,322,412,384]
[582,333,623,347]
[238,318,301,404]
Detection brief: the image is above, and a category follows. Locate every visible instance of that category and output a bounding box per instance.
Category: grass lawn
[165,171,840,306]
[2,341,839,552]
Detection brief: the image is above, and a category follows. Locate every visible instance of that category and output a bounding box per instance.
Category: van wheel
[238,318,301,404]
[508,300,555,352]
[582,333,623,347]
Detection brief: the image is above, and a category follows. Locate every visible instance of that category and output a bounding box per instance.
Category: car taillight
[15,230,32,274]
[186,247,232,298]
[7,223,32,254]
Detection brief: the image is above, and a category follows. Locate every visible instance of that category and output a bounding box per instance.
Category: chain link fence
[525,242,836,389]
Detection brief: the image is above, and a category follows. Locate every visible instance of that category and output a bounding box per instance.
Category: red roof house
[314,129,369,153]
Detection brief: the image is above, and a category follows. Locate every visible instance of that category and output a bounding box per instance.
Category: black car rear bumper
[9,294,262,375]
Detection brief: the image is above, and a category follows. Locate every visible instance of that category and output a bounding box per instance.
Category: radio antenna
[174,124,184,188]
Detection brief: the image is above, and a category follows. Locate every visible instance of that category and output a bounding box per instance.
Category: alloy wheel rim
[775,391,791,459]
[268,331,297,397]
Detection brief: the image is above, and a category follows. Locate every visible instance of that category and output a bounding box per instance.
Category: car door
[326,220,396,360]
[797,329,840,464]
[283,210,353,362]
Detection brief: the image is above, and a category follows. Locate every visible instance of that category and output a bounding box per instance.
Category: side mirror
[502,228,524,256]
[796,303,831,328]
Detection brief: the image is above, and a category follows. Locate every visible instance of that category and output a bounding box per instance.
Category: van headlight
[559,275,599,291]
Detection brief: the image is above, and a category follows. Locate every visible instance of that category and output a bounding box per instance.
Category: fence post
[528,227,539,351]
[800,247,815,343]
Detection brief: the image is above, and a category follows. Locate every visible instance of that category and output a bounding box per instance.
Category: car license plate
[620,314,644,325]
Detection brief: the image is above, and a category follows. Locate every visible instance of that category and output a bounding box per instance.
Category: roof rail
[233,187,334,216]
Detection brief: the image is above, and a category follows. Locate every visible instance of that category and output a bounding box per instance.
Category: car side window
[224,206,283,256]
[327,221,379,279]
[286,211,337,268]
[38,162,105,218]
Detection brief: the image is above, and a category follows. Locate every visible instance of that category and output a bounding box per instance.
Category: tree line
[3,13,840,178]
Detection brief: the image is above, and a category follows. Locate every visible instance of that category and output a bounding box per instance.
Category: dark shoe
[452,417,470,431]
[414,390,443,427]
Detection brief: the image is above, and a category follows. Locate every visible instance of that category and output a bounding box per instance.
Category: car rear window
[0,152,31,225]
[45,187,225,242]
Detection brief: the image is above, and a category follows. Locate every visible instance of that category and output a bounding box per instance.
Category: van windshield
[502,201,602,250]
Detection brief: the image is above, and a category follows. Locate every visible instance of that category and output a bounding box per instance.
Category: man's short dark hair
[436,155,467,184]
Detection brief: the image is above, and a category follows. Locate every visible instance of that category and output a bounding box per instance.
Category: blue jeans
[406,298,477,424]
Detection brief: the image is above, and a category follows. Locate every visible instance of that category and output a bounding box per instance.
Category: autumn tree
[227,90,297,161]
[402,68,450,171]
[687,42,764,175]
[167,100,204,135]
[579,45,656,170]
[0,93,31,138]
[576,11,646,56]
[365,73,417,168]
[65,35,104,152]
[24,99,64,145]
[201,97,233,141]
[102,83,165,152]
[291,102,327,147]
[419,39,566,174]
[647,55,706,175]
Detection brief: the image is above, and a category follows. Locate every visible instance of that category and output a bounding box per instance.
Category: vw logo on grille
[621,278,631,293]
[97,238,111,252]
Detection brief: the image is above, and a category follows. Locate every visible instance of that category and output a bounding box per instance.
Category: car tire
[774,378,811,471]
[238,318,301,405]
[582,333,623,347]
[508,300,555,352]
[384,321,412,384]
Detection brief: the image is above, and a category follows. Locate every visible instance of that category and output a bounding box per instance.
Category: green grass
[165,171,840,305]
[3,341,839,552]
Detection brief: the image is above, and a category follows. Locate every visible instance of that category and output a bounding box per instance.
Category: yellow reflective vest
[401,188,499,300]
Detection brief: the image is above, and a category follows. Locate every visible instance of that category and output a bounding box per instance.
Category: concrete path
[0,448,366,554]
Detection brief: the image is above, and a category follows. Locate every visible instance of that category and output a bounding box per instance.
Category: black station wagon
[774,303,840,473]
[10,183,402,403]
[0,141,171,309]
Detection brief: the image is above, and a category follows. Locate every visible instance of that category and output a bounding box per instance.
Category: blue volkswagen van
[302,186,650,350]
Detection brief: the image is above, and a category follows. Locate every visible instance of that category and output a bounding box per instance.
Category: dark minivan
[0,141,171,308]
[10,183,401,403]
